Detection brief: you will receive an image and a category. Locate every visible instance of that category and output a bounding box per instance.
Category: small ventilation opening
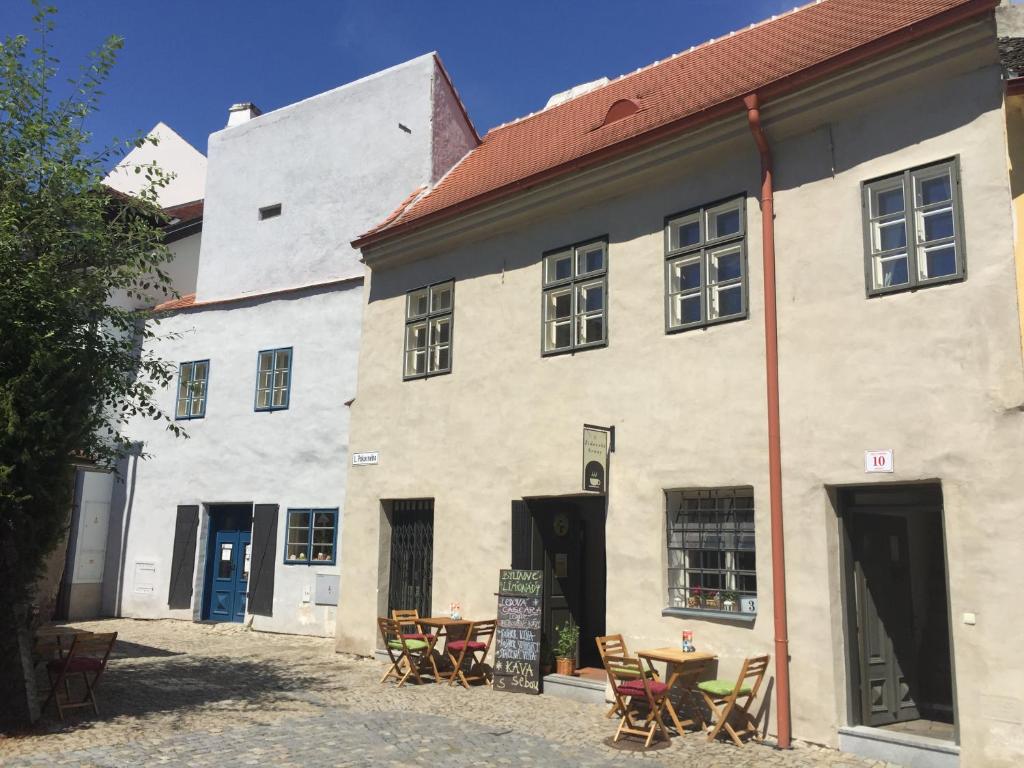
[259,203,282,220]
[603,99,640,126]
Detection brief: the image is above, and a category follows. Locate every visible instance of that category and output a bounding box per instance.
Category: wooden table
[417,617,473,681]
[637,647,717,735]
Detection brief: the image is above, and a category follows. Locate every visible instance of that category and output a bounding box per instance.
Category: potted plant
[554,618,579,676]
[703,590,722,610]
[686,587,703,608]
[721,590,739,612]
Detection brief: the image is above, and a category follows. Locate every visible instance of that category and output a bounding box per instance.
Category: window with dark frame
[862,158,964,295]
[284,508,338,564]
[666,487,756,611]
[664,196,747,331]
[404,280,453,378]
[255,347,291,411]
[175,360,209,419]
[542,237,608,354]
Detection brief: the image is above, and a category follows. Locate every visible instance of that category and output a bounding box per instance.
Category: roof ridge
[484,0,828,137]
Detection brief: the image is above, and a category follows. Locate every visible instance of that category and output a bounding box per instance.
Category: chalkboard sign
[493,569,543,695]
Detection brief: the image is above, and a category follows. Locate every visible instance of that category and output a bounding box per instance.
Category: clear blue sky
[0,0,796,160]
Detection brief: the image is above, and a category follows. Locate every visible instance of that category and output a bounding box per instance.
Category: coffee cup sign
[582,426,611,494]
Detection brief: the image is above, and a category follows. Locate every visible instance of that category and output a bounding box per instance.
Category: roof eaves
[354,0,996,252]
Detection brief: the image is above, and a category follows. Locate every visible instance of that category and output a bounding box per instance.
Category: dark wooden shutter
[248,504,278,617]
[511,500,531,569]
[167,505,199,609]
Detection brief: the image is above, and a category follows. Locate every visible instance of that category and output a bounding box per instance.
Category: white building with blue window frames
[98,53,477,637]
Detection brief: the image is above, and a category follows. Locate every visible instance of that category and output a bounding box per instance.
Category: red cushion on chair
[447,639,486,652]
[401,633,435,641]
[47,657,103,673]
[616,679,668,697]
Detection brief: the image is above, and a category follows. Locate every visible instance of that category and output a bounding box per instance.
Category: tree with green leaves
[0,2,185,727]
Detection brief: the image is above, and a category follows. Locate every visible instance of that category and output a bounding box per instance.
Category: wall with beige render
[337,28,1024,765]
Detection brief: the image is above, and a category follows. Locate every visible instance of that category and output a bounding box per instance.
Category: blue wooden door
[207,530,249,622]
[235,531,251,622]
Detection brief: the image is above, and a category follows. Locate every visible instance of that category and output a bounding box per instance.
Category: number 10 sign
[864,449,894,473]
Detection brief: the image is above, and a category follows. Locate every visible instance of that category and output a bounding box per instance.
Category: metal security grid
[387,500,434,619]
[666,487,756,608]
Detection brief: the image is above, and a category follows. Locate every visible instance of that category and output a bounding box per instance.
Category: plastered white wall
[103,121,206,208]
[119,284,362,636]
[196,54,440,303]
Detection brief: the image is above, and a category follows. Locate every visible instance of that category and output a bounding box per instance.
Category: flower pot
[703,597,722,611]
[686,596,701,608]
[555,657,576,676]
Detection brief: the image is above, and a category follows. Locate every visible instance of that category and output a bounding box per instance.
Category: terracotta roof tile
[356,0,993,246]
[163,198,203,224]
[154,293,196,311]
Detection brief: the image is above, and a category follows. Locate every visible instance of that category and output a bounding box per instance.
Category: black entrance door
[512,497,605,669]
[387,500,434,618]
[851,512,920,726]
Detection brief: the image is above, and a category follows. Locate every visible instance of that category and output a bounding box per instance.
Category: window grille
[666,487,756,610]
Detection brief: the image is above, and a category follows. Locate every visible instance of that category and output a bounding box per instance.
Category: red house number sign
[864,449,894,473]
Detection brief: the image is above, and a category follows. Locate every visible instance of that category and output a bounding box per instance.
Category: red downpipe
[743,92,792,750]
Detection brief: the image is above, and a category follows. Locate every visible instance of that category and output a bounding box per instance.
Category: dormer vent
[602,99,640,126]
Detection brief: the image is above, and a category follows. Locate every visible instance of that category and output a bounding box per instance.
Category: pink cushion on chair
[47,657,103,673]
[616,679,668,697]
[447,639,486,652]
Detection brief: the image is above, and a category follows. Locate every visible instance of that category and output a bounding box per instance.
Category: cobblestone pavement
[0,619,896,767]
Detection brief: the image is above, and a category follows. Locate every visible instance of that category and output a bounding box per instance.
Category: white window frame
[541,237,608,355]
[862,157,965,296]
[404,280,454,379]
[175,359,209,420]
[664,196,748,332]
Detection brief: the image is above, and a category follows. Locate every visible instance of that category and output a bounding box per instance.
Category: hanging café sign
[582,424,613,494]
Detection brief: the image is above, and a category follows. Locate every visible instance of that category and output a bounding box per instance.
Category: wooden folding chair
[596,634,659,719]
[605,655,671,748]
[391,609,435,642]
[445,619,496,688]
[378,617,433,686]
[698,654,770,746]
[41,632,117,720]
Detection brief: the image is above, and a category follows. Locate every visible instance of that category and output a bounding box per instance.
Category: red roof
[163,198,204,224]
[150,274,364,313]
[355,0,993,247]
[154,293,197,311]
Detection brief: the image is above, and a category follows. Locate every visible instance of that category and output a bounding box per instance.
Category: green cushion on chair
[388,639,428,651]
[609,665,656,678]
[698,679,752,697]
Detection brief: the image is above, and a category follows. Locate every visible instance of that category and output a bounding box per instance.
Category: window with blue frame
[255,347,292,411]
[284,509,338,564]
[175,360,209,419]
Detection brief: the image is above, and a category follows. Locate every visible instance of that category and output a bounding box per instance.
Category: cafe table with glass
[636,646,718,735]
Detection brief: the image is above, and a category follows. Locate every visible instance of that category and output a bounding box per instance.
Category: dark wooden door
[853,513,920,726]
[535,507,583,663]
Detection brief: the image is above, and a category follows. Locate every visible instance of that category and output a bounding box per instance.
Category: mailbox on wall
[315,574,339,606]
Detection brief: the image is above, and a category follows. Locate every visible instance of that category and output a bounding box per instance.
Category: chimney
[227,102,262,128]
